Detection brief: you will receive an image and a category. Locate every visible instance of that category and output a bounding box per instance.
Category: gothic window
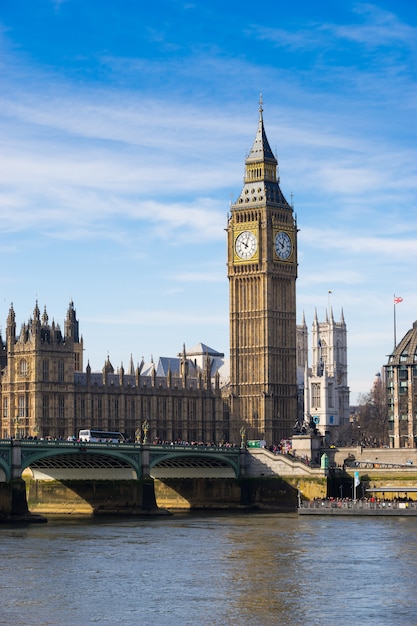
[19,359,28,377]
[3,397,8,418]
[188,400,196,421]
[320,340,328,364]
[42,360,49,382]
[18,395,27,418]
[328,383,333,408]
[312,383,321,408]
[58,396,65,419]
[58,360,64,383]
[42,396,49,418]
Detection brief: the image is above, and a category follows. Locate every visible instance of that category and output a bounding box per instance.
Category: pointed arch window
[320,340,328,364]
[58,396,65,419]
[328,383,334,408]
[18,394,27,418]
[58,359,64,383]
[42,360,49,382]
[42,396,49,418]
[312,383,321,408]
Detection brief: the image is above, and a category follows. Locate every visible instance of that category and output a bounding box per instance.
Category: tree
[356,374,389,447]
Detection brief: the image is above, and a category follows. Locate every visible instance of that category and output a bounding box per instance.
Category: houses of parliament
[0,104,350,446]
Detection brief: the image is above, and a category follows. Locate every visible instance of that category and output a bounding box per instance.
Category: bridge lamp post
[142,420,149,444]
[33,422,40,440]
[135,428,141,443]
[240,426,246,450]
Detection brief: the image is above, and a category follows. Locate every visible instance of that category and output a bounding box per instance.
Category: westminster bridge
[0,439,243,482]
[0,439,326,520]
[0,439,245,519]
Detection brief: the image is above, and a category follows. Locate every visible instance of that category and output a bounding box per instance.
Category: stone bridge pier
[0,441,38,521]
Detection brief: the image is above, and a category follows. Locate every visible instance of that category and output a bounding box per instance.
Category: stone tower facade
[1,301,82,439]
[302,308,349,442]
[226,100,298,444]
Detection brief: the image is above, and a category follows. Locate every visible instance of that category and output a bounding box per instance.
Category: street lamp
[240,426,246,449]
[13,415,20,439]
[142,419,149,444]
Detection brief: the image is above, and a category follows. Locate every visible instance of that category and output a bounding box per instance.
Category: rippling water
[1,512,417,625]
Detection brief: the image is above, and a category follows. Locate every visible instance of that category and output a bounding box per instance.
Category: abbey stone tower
[298,308,350,443]
[226,99,298,444]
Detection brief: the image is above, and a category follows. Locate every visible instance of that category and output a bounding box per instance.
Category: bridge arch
[0,457,10,481]
[20,444,143,481]
[149,448,240,478]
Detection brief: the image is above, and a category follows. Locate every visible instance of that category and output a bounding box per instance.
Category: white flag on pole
[354,471,360,487]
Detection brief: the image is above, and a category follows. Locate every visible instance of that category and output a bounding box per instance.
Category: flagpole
[394,294,397,349]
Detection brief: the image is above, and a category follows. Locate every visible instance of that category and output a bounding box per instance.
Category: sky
[1,1,417,403]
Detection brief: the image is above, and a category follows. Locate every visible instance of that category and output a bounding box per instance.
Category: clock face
[235,230,257,260]
[274,231,292,260]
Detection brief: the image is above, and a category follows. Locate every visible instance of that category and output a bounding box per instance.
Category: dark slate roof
[234,179,289,207]
[389,321,417,365]
[246,106,277,164]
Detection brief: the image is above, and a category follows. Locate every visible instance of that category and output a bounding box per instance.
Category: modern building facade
[385,321,417,449]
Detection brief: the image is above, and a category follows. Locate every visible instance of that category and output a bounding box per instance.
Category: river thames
[1,511,417,625]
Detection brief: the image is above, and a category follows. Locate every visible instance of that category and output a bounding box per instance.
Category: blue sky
[1,1,417,402]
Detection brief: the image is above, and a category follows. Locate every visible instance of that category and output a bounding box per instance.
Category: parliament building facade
[0,104,349,446]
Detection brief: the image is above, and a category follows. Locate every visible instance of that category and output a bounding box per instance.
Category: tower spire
[246,97,276,167]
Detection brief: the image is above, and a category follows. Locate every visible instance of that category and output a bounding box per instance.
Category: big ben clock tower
[227,98,298,444]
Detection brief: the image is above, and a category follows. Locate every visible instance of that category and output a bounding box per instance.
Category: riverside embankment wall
[19,447,417,515]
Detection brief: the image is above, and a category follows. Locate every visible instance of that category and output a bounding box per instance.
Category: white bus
[79,429,125,443]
